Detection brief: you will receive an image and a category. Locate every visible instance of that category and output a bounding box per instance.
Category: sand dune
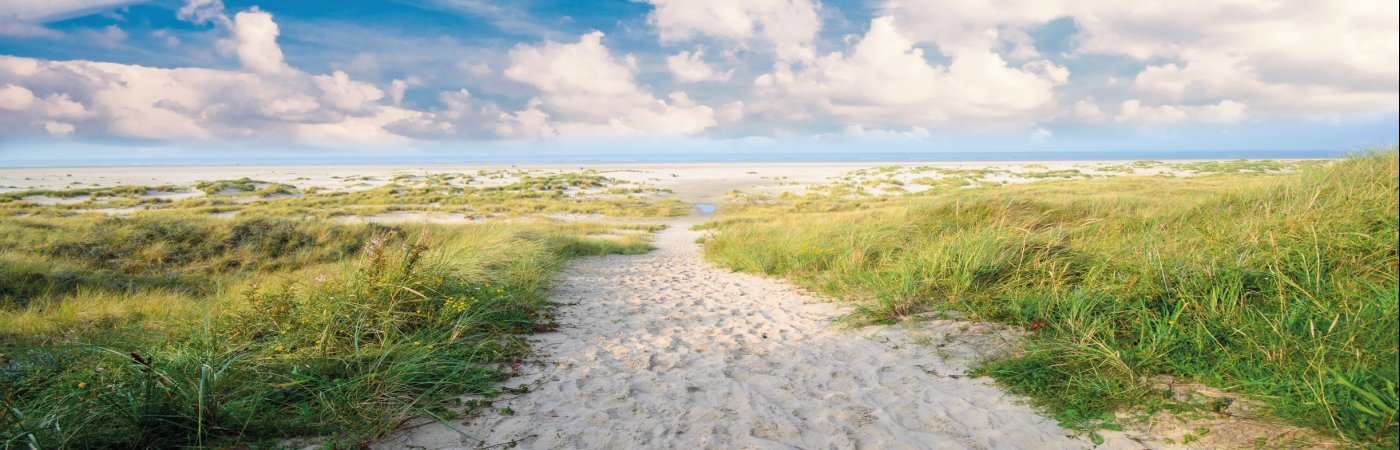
[376,218,1150,449]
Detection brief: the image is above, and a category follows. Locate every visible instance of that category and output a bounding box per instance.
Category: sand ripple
[376,223,1142,450]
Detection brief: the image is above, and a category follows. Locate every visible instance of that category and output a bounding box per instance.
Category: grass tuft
[702,147,1399,444]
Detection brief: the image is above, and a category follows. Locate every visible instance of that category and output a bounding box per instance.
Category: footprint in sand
[374,217,1146,450]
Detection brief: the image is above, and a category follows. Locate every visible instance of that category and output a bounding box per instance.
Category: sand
[0,159,1263,202]
[6,161,1324,448]
[373,216,1152,450]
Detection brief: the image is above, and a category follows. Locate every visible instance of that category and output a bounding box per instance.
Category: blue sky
[0,0,1396,161]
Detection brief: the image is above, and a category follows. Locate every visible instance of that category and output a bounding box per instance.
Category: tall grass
[0,172,688,219]
[1,215,654,447]
[702,148,1399,444]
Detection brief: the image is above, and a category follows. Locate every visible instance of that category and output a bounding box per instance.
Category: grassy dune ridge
[1,212,658,447]
[702,149,1398,444]
[0,170,688,219]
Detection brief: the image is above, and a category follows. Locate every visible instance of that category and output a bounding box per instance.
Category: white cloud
[841,124,931,139]
[752,17,1064,127]
[0,15,63,38]
[44,121,75,135]
[644,0,821,61]
[502,31,716,137]
[313,70,385,112]
[82,25,127,47]
[666,47,733,83]
[0,8,431,146]
[496,99,556,139]
[882,0,1399,120]
[217,8,289,74]
[383,88,503,139]
[1,0,139,22]
[1070,99,1105,122]
[152,29,181,47]
[717,101,745,123]
[1116,99,1248,125]
[177,0,229,26]
[0,84,36,110]
[388,78,417,106]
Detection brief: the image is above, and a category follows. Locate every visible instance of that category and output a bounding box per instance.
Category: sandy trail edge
[374,219,1148,450]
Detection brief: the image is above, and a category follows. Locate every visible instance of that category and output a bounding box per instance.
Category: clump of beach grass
[1,213,655,447]
[702,147,1398,445]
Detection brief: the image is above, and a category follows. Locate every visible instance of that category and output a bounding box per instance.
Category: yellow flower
[76,381,87,388]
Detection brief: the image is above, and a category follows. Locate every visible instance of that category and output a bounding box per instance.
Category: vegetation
[0,171,687,219]
[1,182,662,447]
[701,148,1398,445]
[193,178,298,196]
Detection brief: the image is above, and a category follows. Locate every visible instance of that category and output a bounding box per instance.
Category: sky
[0,0,1397,162]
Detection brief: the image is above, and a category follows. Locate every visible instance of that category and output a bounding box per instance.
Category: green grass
[192,178,298,196]
[0,170,687,219]
[701,148,1398,445]
[1,211,657,447]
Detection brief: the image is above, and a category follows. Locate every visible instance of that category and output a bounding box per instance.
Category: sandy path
[376,221,1140,449]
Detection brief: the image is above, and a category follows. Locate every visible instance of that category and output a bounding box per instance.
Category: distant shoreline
[0,155,1343,170]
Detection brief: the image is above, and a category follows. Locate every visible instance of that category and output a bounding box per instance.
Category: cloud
[177,0,230,26]
[1,0,142,22]
[416,0,550,37]
[1116,99,1248,125]
[80,25,128,47]
[501,31,716,137]
[752,16,1065,127]
[0,84,37,110]
[0,8,431,147]
[666,47,733,82]
[0,15,64,38]
[1,0,1394,147]
[1070,99,1105,122]
[217,8,289,74]
[44,120,76,135]
[840,124,931,140]
[644,0,821,61]
[881,0,1399,120]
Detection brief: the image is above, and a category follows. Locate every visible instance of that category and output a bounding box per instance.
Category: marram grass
[703,148,1398,445]
[1,215,655,448]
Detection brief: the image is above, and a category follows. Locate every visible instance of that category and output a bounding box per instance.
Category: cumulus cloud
[1070,99,1105,122]
[217,8,289,74]
[644,0,821,61]
[0,84,37,110]
[666,48,733,83]
[882,0,1399,121]
[2,0,1395,146]
[1116,99,1248,125]
[752,17,1065,127]
[0,8,430,147]
[501,31,716,137]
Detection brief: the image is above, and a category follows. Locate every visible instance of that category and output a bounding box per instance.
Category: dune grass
[0,212,657,448]
[701,148,1398,445]
[0,171,688,219]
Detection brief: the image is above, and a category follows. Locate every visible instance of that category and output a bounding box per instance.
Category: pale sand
[7,161,1324,448]
[373,217,1149,450]
[0,159,1279,203]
